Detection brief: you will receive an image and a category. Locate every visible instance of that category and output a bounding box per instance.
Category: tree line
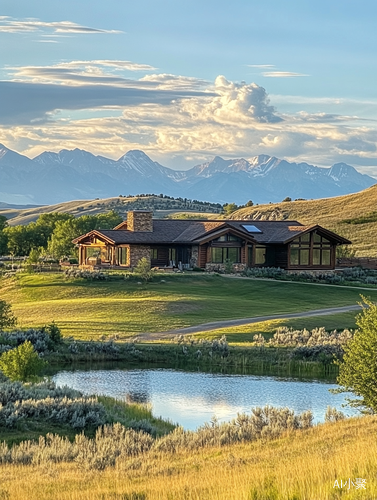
[0,211,122,259]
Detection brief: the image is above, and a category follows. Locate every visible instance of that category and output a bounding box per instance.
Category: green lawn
[2,273,375,340]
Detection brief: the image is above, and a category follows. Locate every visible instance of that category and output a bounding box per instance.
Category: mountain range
[0,144,375,205]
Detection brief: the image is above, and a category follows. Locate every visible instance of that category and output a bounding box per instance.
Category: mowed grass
[2,273,376,340]
[1,416,376,500]
[192,311,358,343]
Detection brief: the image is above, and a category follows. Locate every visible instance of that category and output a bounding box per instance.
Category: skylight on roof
[242,224,262,233]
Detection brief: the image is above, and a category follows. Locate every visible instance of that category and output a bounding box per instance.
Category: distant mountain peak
[0,143,375,205]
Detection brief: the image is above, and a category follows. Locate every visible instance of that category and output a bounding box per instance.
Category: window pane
[86,247,101,258]
[300,249,309,265]
[301,233,310,243]
[217,235,227,242]
[227,247,240,263]
[322,249,331,265]
[313,249,321,265]
[211,247,223,263]
[228,235,241,241]
[322,237,330,244]
[313,233,321,243]
[151,248,158,259]
[119,247,127,265]
[290,248,299,265]
[255,247,266,265]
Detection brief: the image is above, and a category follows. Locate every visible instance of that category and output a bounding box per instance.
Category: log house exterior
[73,210,351,271]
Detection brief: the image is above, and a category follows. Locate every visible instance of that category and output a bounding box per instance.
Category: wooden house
[73,210,351,271]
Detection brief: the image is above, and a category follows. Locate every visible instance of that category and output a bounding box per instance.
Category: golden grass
[232,184,377,257]
[1,416,376,499]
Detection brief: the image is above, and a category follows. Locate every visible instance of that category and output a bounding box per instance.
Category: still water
[53,367,358,430]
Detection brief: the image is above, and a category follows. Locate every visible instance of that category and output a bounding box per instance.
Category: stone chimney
[127,210,153,232]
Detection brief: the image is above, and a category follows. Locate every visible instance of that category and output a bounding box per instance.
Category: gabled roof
[73,219,351,245]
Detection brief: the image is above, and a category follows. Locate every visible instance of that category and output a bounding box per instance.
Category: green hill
[231,184,377,257]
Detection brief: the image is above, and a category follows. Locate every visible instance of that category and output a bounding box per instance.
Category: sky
[1,0,377,174]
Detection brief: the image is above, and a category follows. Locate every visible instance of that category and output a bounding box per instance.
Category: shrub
[0,300,16,330]
[0,341,46,381]
[134,258,153,282]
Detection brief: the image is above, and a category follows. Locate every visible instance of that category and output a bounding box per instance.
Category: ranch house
[72,210,351,271]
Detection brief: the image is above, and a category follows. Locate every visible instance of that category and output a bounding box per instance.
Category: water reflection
[53,368,357,430]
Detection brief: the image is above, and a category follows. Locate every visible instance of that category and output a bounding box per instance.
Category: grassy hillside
[2,416,376,499]
[231,184,377,257]
[2,273,375,340]
[0,195,222,226]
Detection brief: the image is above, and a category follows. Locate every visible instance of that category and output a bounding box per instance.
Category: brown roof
[73,219,351,245]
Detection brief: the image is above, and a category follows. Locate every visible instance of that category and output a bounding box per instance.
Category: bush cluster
[0,324,62,354]
[243,266,377,286]
[173,334,229,358]
[64,269,109,280]
[253,327,353,362]
[68,339,120,356]
[0,380,105,430]
[0,405,313,469]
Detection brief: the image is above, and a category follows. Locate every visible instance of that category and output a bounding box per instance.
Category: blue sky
[1,0,377,174]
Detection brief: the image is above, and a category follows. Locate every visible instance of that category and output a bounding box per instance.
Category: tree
[336,298,377,412]
[223,203,238,216]
[0,341,46,381]
[0,299,17,330]
[282,197,292,202]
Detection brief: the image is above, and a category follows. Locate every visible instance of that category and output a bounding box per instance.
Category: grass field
[1,416,376,500]
[2,273,375,340]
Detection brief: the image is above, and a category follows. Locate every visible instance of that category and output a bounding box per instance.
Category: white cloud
[263,71,309,78]
[0,69,377,174]
[0,17,122,34]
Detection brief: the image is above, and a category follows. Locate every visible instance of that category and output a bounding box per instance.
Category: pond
[53,366,358,430]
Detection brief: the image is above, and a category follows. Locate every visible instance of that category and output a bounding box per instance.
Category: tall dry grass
[0,416,375,499]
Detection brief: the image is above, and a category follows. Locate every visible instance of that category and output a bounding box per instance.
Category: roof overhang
[283,225,351,245]
[193,226,256,245]
[72,230,116,245]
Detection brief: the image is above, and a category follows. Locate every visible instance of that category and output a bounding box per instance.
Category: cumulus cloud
[0,68,377,174]
[0,17,122,34]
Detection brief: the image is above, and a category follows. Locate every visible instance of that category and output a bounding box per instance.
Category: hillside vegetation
[0,195,222,226]
[231,184,377,257]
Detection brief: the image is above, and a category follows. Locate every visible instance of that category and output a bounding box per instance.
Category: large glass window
[211,247,241,263]
[290,231,332,267]
[255,246,266,265]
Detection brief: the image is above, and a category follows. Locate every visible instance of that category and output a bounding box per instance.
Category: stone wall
[127,211,153,232]
[129,245,151,267]
[190,246,199,268]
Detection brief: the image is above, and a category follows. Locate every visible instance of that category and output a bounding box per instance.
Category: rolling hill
[230,184,377,257]
[0,195,222,226]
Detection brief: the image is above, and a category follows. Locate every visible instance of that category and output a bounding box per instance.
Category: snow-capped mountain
[0,144,375,205]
